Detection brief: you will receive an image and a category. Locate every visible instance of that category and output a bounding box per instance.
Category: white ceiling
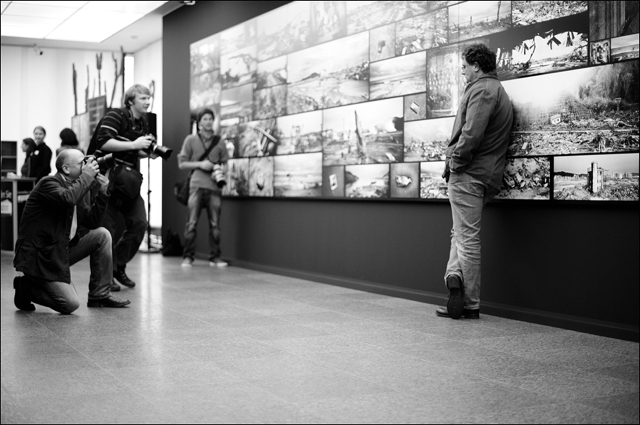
[1,1,185,53]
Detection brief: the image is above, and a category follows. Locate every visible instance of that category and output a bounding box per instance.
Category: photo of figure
[256,56,287,90]
[369,24,396,63]
[395,9,448,55]
[404,94,428,122]
[390,162,420,198]
[223,158,250,197]
[257,2,311,62]
[249,156,274,197]
[322,165,345,197]
[512,1,588,27]
[253,85,287,120]
[220,84,253,124]
[323,97,403,166]
[420,161,448,199]
[346,1,428,35]
[404,117,454,162]
[611,34,640,62]
[448,1,512,42]
[274,153,323,197]
[370,51,426,101]
[345,163,389,198]
[495,157,551,200]
[220,44,257,89]
[310,1,347,44]
[426,45,463,118]
[590,40,611,65]
[191,33,220,76]
[276,111,323,155]
[554,153,639,201]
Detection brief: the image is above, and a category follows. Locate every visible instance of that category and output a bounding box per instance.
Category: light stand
[139,156,160,254]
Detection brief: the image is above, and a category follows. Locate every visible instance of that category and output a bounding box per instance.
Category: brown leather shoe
[436,306,479,319]
[13,276,35,311]
[87,295,131,308]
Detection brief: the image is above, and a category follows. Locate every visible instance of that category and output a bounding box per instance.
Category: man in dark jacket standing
[13,149,130,314]
[436,44,513,320]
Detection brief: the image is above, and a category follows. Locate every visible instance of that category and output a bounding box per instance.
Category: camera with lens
[144,136,173,160]
[84,151,116,174]
[211,163,227,188]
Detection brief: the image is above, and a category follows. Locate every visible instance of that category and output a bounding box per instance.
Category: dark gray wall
[163,2,639,341]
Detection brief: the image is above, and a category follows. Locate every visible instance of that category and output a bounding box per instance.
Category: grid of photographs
[190,1,639,203]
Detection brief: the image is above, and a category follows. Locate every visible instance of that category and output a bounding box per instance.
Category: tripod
[139,157,160,254]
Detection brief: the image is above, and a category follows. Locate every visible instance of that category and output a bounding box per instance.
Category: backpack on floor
[162,229,183,257]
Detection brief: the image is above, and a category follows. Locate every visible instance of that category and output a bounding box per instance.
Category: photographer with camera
[90,84,160,290]
[13,149,130,313]
[178,108,229,267]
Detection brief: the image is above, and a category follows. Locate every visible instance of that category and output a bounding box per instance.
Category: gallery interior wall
[163,1,639,340]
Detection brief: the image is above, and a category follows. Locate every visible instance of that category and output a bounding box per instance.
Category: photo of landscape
[274,153,323,197]
[345,163,390,198]
[220,44,257,89]
[346,1,429,35]
[611,34,640,62]
[404,117,454,162]
[512,1,588,27]
[420,161,448,199]
[276,111,323,155]
[220,84,253,124]
[554,153,639,201]
[369,24,396,63]
[322,165,345,197]
[223,158,250,197]
[256,2,311,62]
[310,1,347,44]
[256,56,287,90]
[249,156,274,197]
[253,85,287,120]
[448,1,512,42]
[395,9,448,55]
[370,52,426,100]
[190,33,220,76]
[495,157,551,200]
[220,19,257,55]
[390,162,420,198]
[190,70,221,113]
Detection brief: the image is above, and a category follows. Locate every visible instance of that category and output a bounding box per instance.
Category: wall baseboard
[231,259,639,343]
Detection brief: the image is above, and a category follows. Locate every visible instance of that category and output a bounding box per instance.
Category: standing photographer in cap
[13,149,130,313]
[90,84,155,290]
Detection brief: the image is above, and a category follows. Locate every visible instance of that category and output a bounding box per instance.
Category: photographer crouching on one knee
[13,150,130,314]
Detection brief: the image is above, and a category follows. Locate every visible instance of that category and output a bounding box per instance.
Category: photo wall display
[190,1,640,203]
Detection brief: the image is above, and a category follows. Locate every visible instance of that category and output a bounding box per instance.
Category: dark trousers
[102,194,147,272]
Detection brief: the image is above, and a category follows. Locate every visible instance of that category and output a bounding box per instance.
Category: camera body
[211,163,227,188]
[84,151,116,174]
[145,137,173,160]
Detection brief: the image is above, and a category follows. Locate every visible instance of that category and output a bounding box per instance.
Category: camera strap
[187,135,219,179]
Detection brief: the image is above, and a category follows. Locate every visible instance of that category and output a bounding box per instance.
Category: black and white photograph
[395,9,448,56]
[253,85,287,120]
[345,163,390,198]
[276,111,323,155]
[190,70,221,113]
[346,1,429,35]
[504,61,640,156]
[495,157,551,200]
[223,158,250,197]
[256,2,311,62]
[369,24,396,63]
[220,44,257,89]
[426,45,462,118]
[287,32,369,114]
[420,161,448,199]
[404,117,454,162]
[512,1,588,27]
[220,19,257,55]
[249,156,274,197]
[404,93,428,121]
[489,12,589,80]
[428,1,461,12]
[611,34,640,62]
[590,40,611,65]
[256,56,287,90]
[322,97,404,166]
[190,33,220,76]
[237,119,278,158]
[370,51,426,100]
[589,1,639,42]
[390,162,420,198]
[274,153,323,197]
[554,153,639,201]
[310,1,347,45]
[322,165,345,197]
[448,1,512,43]
[220,84,253,124]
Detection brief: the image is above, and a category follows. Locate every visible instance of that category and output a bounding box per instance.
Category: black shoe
[114,269,136,288]
[87,295,131,308]
[13,276,35,312]
[436,306,480,319]
[446,275,464,319]
[110,281,121,292]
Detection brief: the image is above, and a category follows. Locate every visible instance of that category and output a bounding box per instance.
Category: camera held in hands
[211,163,226,188]
[144,135,173,160]
[84,151,116,174]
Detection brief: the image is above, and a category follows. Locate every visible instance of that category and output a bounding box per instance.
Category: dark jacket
[30,142,52,182]
[14,172,110,282]
[446,73,513,189]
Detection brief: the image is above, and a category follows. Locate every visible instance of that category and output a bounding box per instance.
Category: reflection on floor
[1,251,638,424]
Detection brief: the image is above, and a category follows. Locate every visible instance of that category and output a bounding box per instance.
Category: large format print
[222,119,277,159]
[322,165,345,197]
[611,34,640,62]
[249,157,274,197]
[554,153,639,201]
[395,9,448,56]
[512,1,588,27]
[426,45,463,118]
[191,70,221,112]
[504,61,640,157]
[370,52,426,100]
[287,32,369,114]
[369,24,396,63]
[310,1,347,44]
[256,56,287,90]
[495,157,551,200]
[191,34,220,76]
[274,153,323,197]
[223,158,250,197]
[253,85,287,120]
[346,1,428,35]
[276,111,323,155]
[220,45,257,89]
[590,1,640,42]
[257,2,311,62]
[322,98,403,166]
[390,162,420,198]
[220,84,253,125]
[220,20,257,55]
[404,117,454,162]
[420,161,448,199]
[345,163,389,198]
[448,1,512,43]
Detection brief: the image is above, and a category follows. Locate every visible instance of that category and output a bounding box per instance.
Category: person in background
[436,44,513,320]
[20,137,36,178]
[56,127,83,156]
[30,126,52,183]
[178,108,229,268]
[13,149,130,313]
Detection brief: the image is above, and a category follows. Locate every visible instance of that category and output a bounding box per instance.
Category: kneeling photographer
[178,108,229,268]
[89,84,172,290]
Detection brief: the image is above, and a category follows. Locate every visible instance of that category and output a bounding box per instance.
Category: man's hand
[82,157,100,179]
[199,160,215,172]
[442,160,451,183]
[134,135,154,151]
[95,173,110,195]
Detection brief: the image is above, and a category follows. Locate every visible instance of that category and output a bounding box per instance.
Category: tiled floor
[1,250,638,424]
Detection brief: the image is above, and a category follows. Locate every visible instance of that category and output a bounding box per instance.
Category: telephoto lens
[211,164,226,188]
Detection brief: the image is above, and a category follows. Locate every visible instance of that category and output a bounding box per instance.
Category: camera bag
[174,135,220,205]
[111,163,143,201]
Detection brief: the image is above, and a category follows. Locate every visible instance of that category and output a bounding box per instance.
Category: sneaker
[209,258,228,267]
[181,257,194,267]
[445,275,464,319]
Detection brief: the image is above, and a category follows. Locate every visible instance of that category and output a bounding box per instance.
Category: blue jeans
[183,187,223,261]
[102,194,147,272]
[24,227,113,314]
[445,173,499,310]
